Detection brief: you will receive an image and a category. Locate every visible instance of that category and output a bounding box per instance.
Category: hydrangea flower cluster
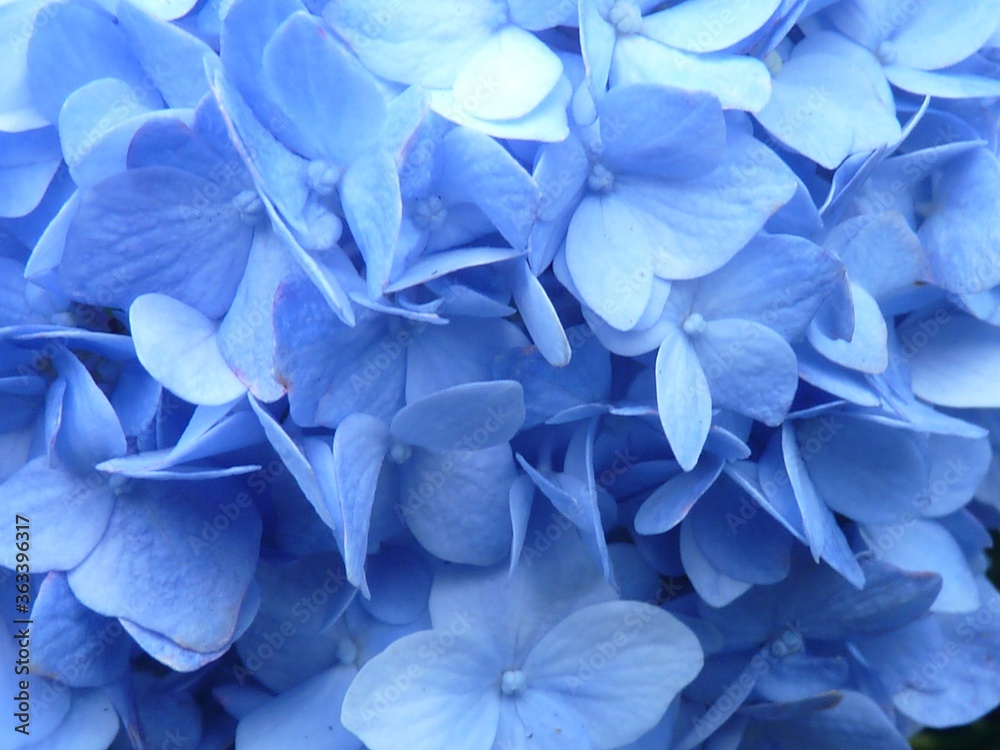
[2,0,1000,748]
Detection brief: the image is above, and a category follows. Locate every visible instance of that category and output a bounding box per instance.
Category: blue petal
[217,229,291,403]
[398,445,515,565]
[612,35,772,112]
[564,191,657,330]
[360,545,432,625]
[808,285,889,375]
[516,457,610,579]
[686,479,794,585]
[341,149,403,297]
[67,480,261,653]
[0,129,62,218]
[59,81,163,189]
[324,0,500,89]
[614,132,798,281]
[130,293,248,407]
[633,456,724,535]
[888,580,1000,727]
[342,627,500,750]
[332,413,391,595]
[273,280,405,427]
[390,380,525,451]
[25,0,146,121]
[861,519,980,614]
[118,1,215,108]
[781,560,940,640]
[754,690,910,750]
[52,346,126,469]
[774,424,865,587]
[579,0,616,90]
[655,326,711,471]
[385,247,522,293]
[692,234,845,341]
[755,32,900,169]
[59,167,253,319]
[405,317,529,402]
[492,323,611,428]
[642,0,784,52]
[599,84,727,181]
[0,458,115,572]
[437,126,540,249]
[920,149,1000,295]
[122,579,260,671]
[694,319,799,426]
[207,63,312,239]
[523,601,703,748]
[32,572,130,687]
[262,11,386,163]
[887,0,1000,71]
[679,517,751,607]
[239,666,361,750]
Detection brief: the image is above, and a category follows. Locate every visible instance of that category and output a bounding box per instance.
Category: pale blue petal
[599,84,727,180]
[217,229,290,403]
[808,284,888,374]
[264,11,386,163]
[887,0,1000,71]
[679,518,752,606]
[324,0,499,89]
[238,666,361,750]
[565,191,656,330]
[31,572,130,687]
[333,413,391,595]
[341,630,501,750]
[694,319,798,425]
[861,519,980,614]
[118,2,215,108]
[342,149,403,297]
[902,313,1000,408]
[524,601,703,748]
[633,456,724,535]
[52,346,126,469]
[693,234,844,341]
[390,380,525,451]
[388,248,524,293]
[611,133,798,280]
[612,36,771,112]
[399,445,515,565]
[67,480,261,653]
[643,0,783,52]
[655,326,711,471]
[452,25,563,121]
[438,126,540,249]
[0,458,115,572]
[59,167,253,319]
[920,149,1000,295]
[130,293,248,407]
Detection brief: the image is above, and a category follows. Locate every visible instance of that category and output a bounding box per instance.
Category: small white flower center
[338,638,358,665]
[876,40,897,65]
[682,313,707,337]
[389,441,412,464]
[588,163,615,193]
[609,1,642,34]
[501,669,527,696]
[413,195,448,230]
[307,160,342,196]
[232,188,264,224]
